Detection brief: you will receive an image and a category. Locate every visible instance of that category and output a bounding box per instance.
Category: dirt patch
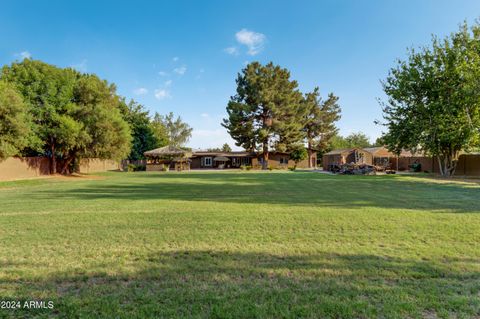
[52,173,106,181]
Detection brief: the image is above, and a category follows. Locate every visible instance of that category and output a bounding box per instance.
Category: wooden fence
[390,154,480,176]
[0,157,120,181]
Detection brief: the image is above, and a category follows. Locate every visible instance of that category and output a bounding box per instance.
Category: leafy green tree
[345,132,371,148]
[289,146,308,169]
[0,81,34,160]
[150,113,169,148]
[302,87,341,167]
[380,23,480,177]
[328,134,349,150]
[221,143,232,152]
[1,60,131,173]
[373,136,385,147]
[223,62,304,169]
[58,73,131,173]
[119,100,159,160]
[151,112,192,147]
[1,60,79,173]
[328,132,372,150]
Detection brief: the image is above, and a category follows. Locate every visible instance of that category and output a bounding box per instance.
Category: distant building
[144,146,314,170]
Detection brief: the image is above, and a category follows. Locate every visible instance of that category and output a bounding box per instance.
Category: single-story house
[190,151,254,169]
[363,147,395,167]
[191,151,312,169]
[144,146,316,170]
[323,148,374,171]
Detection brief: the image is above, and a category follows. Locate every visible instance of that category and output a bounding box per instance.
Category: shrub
[245,165,252,171]
[288,166,296,171]
[127,164,146,172]
[161,164,169,172]
[135,164,146,171]
[240,165,247,171]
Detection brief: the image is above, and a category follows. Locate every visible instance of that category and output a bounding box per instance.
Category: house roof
[192,151,254,157]
[324,148,372,156]
[363,146,395,157]
[144,146,191,157]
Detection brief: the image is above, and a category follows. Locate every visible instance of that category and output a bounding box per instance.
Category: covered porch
[144,146,192,171]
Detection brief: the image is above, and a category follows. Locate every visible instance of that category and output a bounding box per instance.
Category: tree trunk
[262,142,269,170]
[60,155,75,175]
[50,143,56,175]
[307,141,313,169]
[436,152,459,177]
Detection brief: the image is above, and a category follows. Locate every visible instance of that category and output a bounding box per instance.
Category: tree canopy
[151,112,192,148]
[223,62,304,168]
[379,22,480,176]
[1,59,131,173]
[289,145,308,169]
[302,87,341,167]
[119,100,163,160]
[0,81,33,160]
[329,132,373,150]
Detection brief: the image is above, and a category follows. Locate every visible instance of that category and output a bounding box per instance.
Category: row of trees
[329,132,379,150]
[207,143,232,152]
[0,59,192,173]
[223,62,341,169]
[379,22,480,177]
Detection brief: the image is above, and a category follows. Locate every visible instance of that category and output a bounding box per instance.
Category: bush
[268,165,273,171]
[161,164,169,172]
[240,165,247,171]
[245,165,252,171]
[288,166,296,171]
[127,164,146,172]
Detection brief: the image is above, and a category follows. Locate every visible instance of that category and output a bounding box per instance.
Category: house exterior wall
[251,153,312,169]
[323,149,373,170]
[322,154,342,170]
[345,150,373,165]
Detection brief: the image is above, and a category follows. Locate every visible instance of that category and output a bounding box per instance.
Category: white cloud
[235,29,266,55]
[133,87,148,95]
[14,51,32,60]
[18,51,31,59]
[200,113,209,118]
[164,80,172,87]
[172,56,179,62]
[154,89,171,100]
[158,71,168,76]
[71,59,88,72]
[224,46,239,55]
[173,65,187,75]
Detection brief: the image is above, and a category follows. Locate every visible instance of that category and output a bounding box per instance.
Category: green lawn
[0,171,479,318]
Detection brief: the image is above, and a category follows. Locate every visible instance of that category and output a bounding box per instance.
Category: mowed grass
[0,171,479,319]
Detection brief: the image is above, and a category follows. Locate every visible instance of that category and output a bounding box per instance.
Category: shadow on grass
[2,250,479,318]
[34,172,480,213]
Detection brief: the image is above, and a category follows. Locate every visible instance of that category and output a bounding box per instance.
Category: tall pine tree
[302,88,341,167]
[223,62,303,169]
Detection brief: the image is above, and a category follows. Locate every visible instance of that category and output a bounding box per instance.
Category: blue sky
[1,1,480,150]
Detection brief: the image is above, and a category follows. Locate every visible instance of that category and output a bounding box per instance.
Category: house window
[204,157,212,167]
[280,157,288,164]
